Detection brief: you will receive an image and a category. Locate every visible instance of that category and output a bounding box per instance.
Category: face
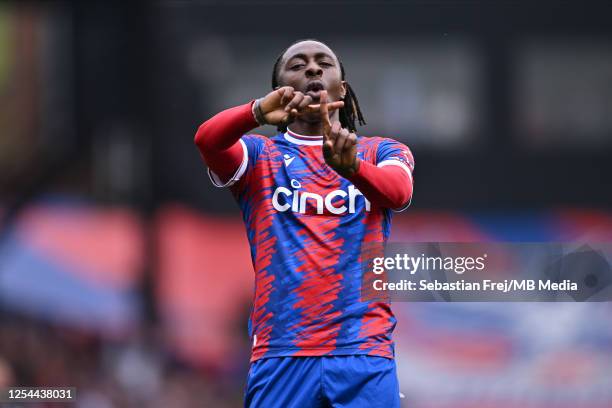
[276,40,346,103]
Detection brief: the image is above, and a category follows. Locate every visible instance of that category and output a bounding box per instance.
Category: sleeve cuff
[207,139,249,187]
[376,160,413,212]
[376,159,413,183]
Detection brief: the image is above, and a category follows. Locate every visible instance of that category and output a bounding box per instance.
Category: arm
[318,91,413,209]
[194,102,257,183]
[194,88,344,184]
[347,161,413,209]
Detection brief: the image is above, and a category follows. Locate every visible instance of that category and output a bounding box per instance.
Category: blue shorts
[244,355,400,408]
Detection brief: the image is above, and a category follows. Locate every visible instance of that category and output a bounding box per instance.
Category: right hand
[258,86,344,127]
[320,90,359,178]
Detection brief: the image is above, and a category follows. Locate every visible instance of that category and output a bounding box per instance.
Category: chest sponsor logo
[272,179,371,215]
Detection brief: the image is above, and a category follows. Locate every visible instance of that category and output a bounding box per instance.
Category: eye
[290,64,305,71]
[319,61,333,67]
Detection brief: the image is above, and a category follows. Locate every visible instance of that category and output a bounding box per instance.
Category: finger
[319,89,328,113]
[334,128,349,153]
[338,133,357,168]
[341,143,357,168]
[285,92,304,112]
[322,140,335,161]
[319,91,332,137]
[280,87,294,106]
[330,121,342,142]
[307,101,344,112]
[275,86,290,97]
[281,111,296,128]
[296,94,313,111]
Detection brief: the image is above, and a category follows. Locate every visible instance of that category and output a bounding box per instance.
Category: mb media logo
[545,245,612,301]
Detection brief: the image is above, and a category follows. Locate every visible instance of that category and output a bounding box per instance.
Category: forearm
[194,101,258,179]
[347,160,413,209]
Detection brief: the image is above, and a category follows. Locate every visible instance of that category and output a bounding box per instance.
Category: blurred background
[1,1,612,407]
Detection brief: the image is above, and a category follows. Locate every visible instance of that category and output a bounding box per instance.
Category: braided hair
[271,39,366,133]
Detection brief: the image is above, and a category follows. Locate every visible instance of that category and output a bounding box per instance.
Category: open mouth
[305,81,325,98]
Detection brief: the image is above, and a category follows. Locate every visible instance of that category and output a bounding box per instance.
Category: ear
[340,80,347,100]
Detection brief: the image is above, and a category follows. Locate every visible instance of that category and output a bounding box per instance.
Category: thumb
[322,140,334,161]
[262,86,293,113]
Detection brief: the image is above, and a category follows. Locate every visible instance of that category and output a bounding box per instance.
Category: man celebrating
[195,39,414,408]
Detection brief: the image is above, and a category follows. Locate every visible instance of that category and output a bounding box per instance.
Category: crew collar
[283,128,323,146]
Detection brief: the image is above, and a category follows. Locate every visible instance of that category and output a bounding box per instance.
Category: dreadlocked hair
[271,39,366,133]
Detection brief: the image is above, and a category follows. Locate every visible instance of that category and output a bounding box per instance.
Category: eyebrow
[285,52,335,64]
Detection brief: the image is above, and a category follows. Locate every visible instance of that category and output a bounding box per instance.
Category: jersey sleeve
[375,138,415,211]
[207,134,267,189]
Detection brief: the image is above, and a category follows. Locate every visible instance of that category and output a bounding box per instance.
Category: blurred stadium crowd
[1,2,611,407]
[0,316,243,407]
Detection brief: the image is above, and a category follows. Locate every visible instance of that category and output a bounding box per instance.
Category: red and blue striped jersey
[208,128,414,362]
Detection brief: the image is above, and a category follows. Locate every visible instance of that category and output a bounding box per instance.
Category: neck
[287,110,339,136]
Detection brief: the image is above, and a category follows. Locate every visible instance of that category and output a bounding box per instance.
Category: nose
[305,60,323,78]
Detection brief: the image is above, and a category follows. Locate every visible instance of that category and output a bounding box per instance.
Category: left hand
[319,90,360,178]
[259,87,344,128]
